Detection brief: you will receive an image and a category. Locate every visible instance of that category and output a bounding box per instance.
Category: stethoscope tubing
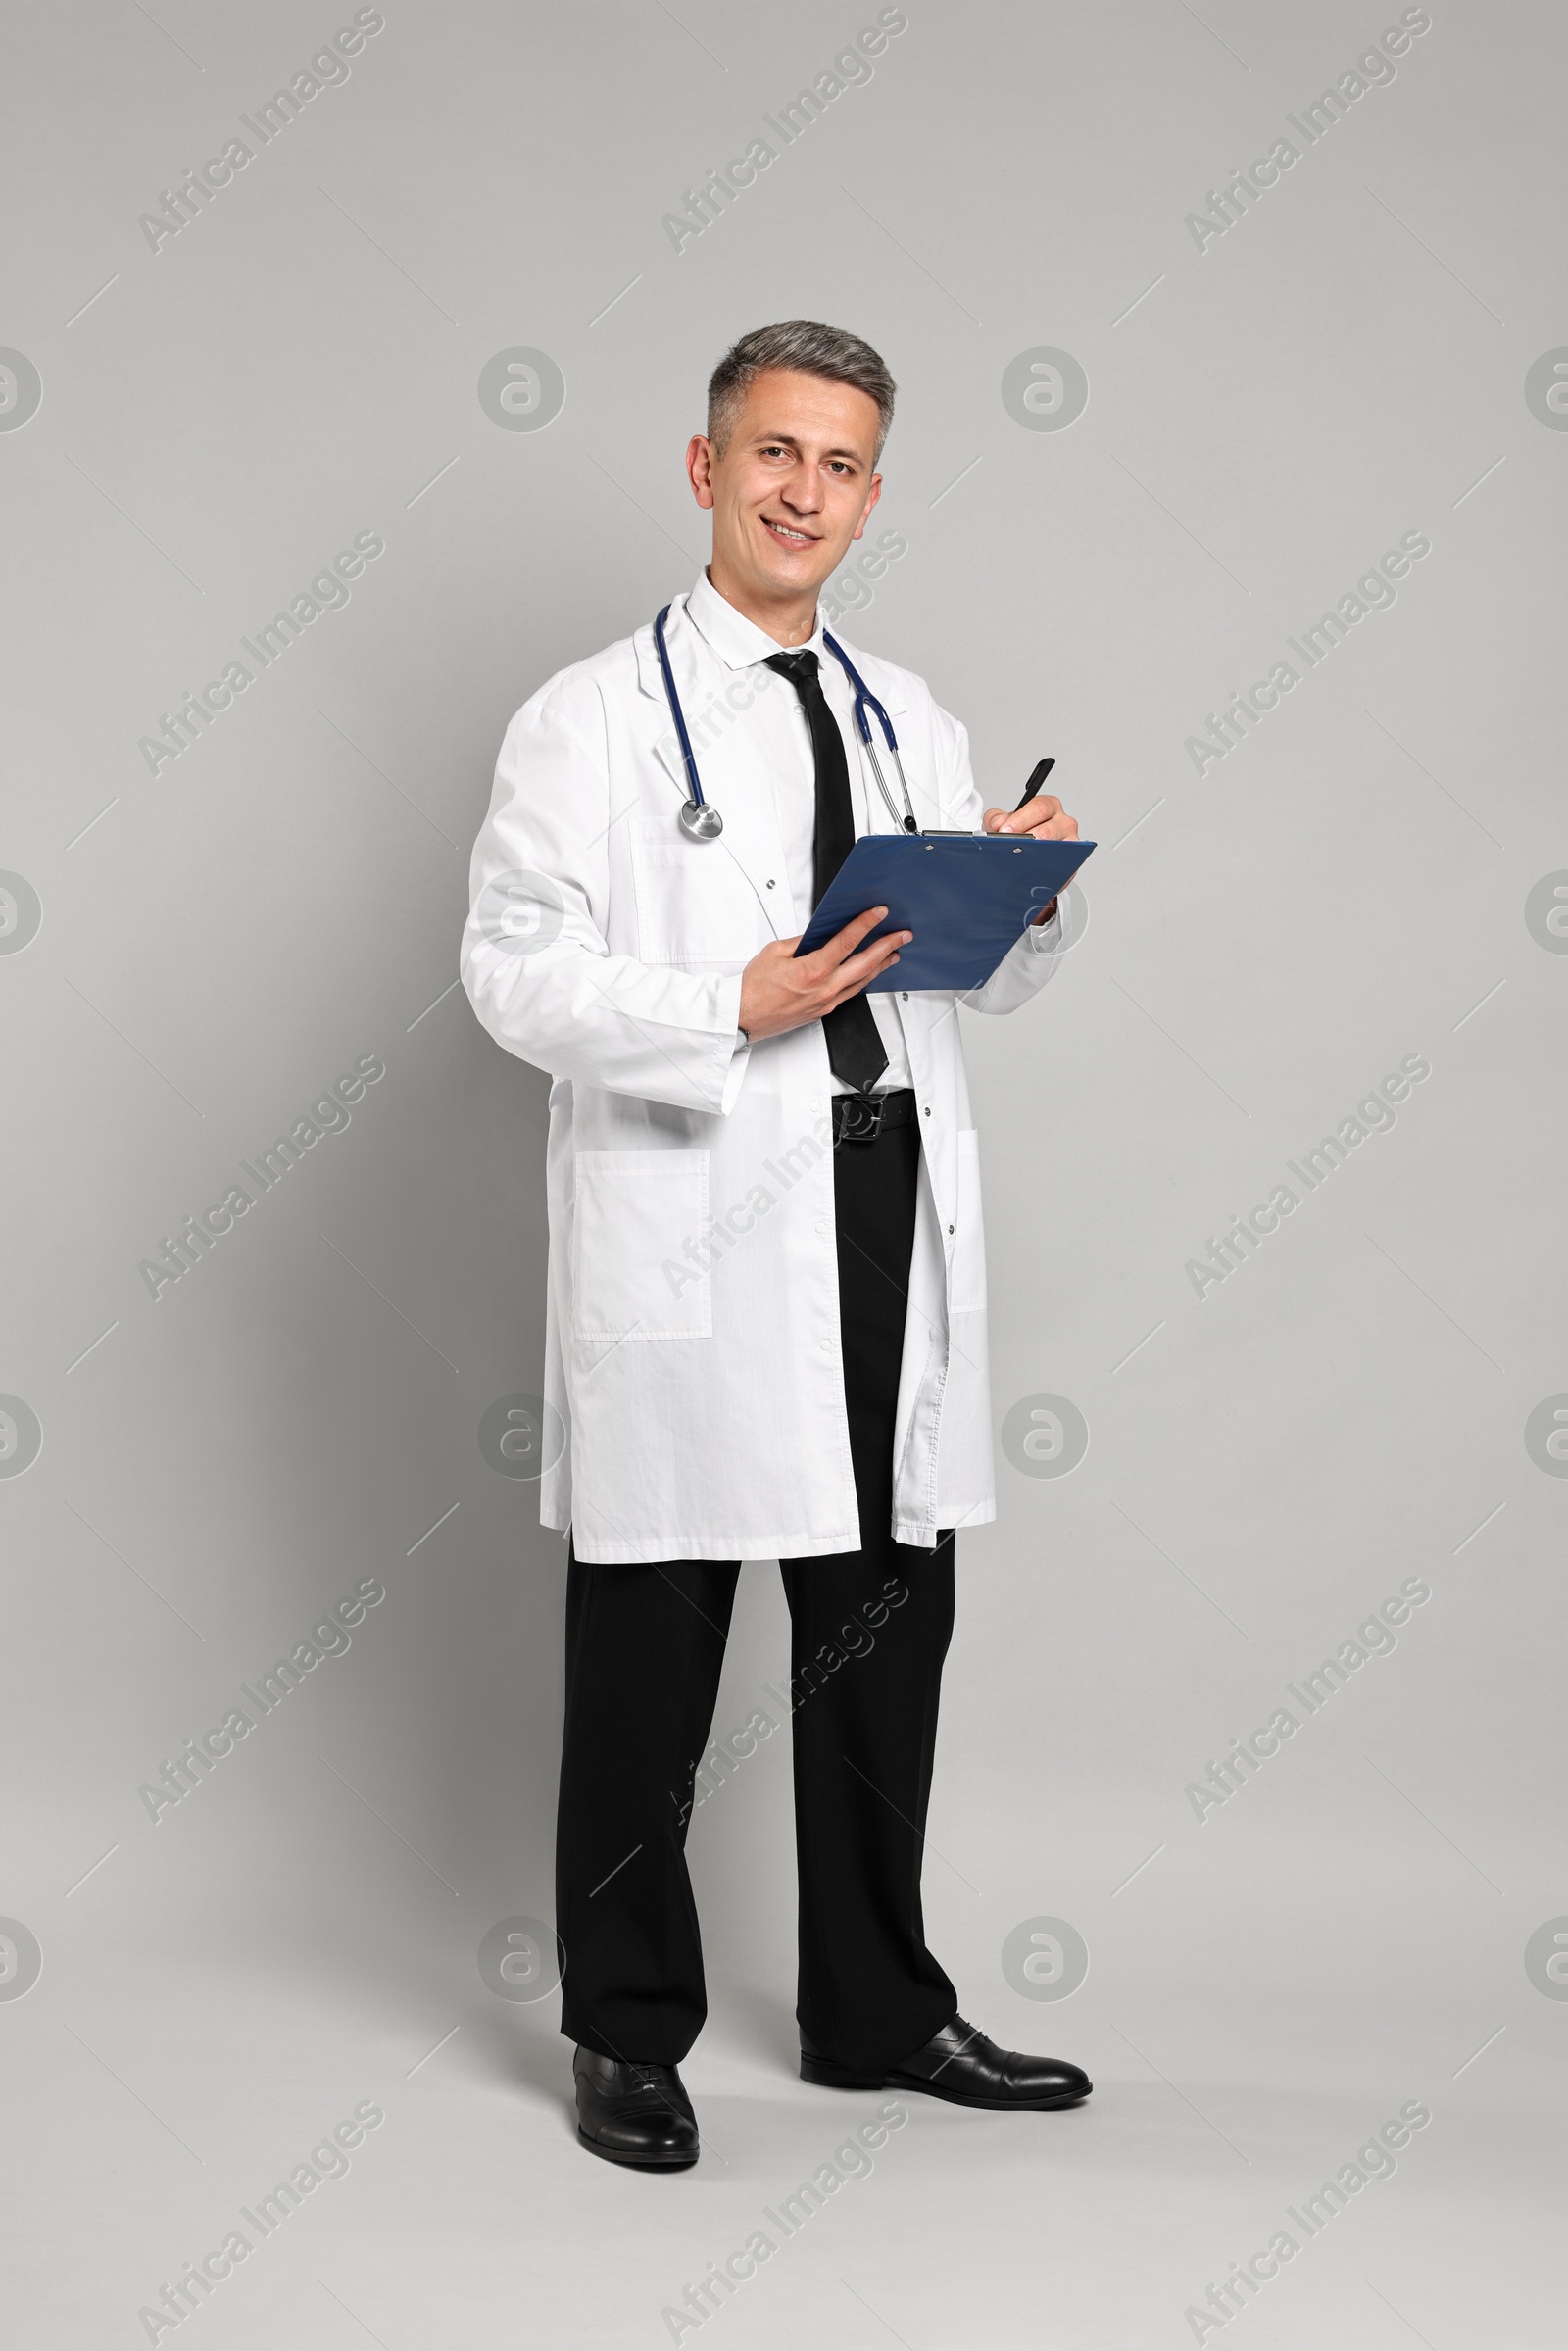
[653,602,707,808]
[653,599,918,838]
[822,629,917,834]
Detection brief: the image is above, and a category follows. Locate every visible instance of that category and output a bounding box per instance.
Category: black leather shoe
[801,2014,1091,2110]
[572,2045,700,2168]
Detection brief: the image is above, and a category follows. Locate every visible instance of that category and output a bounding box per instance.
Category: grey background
[2,1,1564,2343]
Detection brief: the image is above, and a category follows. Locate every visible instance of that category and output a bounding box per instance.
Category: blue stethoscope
[654,600,917,842]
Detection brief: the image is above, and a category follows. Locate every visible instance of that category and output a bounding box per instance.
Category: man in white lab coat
[462,321,1091,2168]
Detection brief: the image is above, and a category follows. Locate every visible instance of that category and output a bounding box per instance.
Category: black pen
[1014,757,1055,811]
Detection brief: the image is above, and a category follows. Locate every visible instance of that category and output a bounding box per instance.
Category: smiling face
[687,367,883,643]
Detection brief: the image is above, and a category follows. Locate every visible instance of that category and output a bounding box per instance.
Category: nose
[780,461,823,515]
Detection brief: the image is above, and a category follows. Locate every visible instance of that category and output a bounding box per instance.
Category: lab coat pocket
[572,1149,711,1343]
[629,829,760,966]
[950,1128,988,1314]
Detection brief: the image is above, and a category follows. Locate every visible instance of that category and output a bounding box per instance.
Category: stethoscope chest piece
[677,797,724,842]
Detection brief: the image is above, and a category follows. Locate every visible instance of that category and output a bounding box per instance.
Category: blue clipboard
[794,833,1095,993]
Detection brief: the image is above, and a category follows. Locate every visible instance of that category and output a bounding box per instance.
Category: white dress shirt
[683,565,914,1092]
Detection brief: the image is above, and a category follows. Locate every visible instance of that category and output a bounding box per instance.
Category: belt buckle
[835,1092,885,1146]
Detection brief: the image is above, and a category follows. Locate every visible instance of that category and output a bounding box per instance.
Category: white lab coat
[460,587,1077,1562]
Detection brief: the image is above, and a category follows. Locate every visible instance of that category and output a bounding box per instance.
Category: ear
[851,472,883,542]
[686,432,716,511]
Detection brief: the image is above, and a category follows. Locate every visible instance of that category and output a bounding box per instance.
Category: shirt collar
[684,566,827,671]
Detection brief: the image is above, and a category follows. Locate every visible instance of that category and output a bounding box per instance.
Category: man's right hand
[738,906,910,1043]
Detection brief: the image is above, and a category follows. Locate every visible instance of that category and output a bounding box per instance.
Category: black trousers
[555,1116,959,2072]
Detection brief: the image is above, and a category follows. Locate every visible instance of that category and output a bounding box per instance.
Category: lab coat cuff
[720,1033,751,1114]
[718,980,750,1114]
[1027,903,1063,951]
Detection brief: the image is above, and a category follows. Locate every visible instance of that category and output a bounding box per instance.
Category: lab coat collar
[632,572,906,712]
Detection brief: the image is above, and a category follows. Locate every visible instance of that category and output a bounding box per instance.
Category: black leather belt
[831,1088,918,1146]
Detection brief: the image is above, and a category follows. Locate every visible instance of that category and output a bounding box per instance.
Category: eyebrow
[753,432,867,465]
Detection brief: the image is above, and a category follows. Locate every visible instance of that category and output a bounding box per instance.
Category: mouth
[760,517,820,550]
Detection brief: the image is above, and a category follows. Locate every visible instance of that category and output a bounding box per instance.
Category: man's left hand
[980,793,1079,923]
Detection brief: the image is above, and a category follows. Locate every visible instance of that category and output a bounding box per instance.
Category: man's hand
[738,906,909,1042]
[981,791,1079,924]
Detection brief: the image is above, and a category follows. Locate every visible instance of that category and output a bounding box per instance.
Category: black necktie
[763,649,889,1095]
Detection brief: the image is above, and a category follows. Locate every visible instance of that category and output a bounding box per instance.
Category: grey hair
[707,320,896,462]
